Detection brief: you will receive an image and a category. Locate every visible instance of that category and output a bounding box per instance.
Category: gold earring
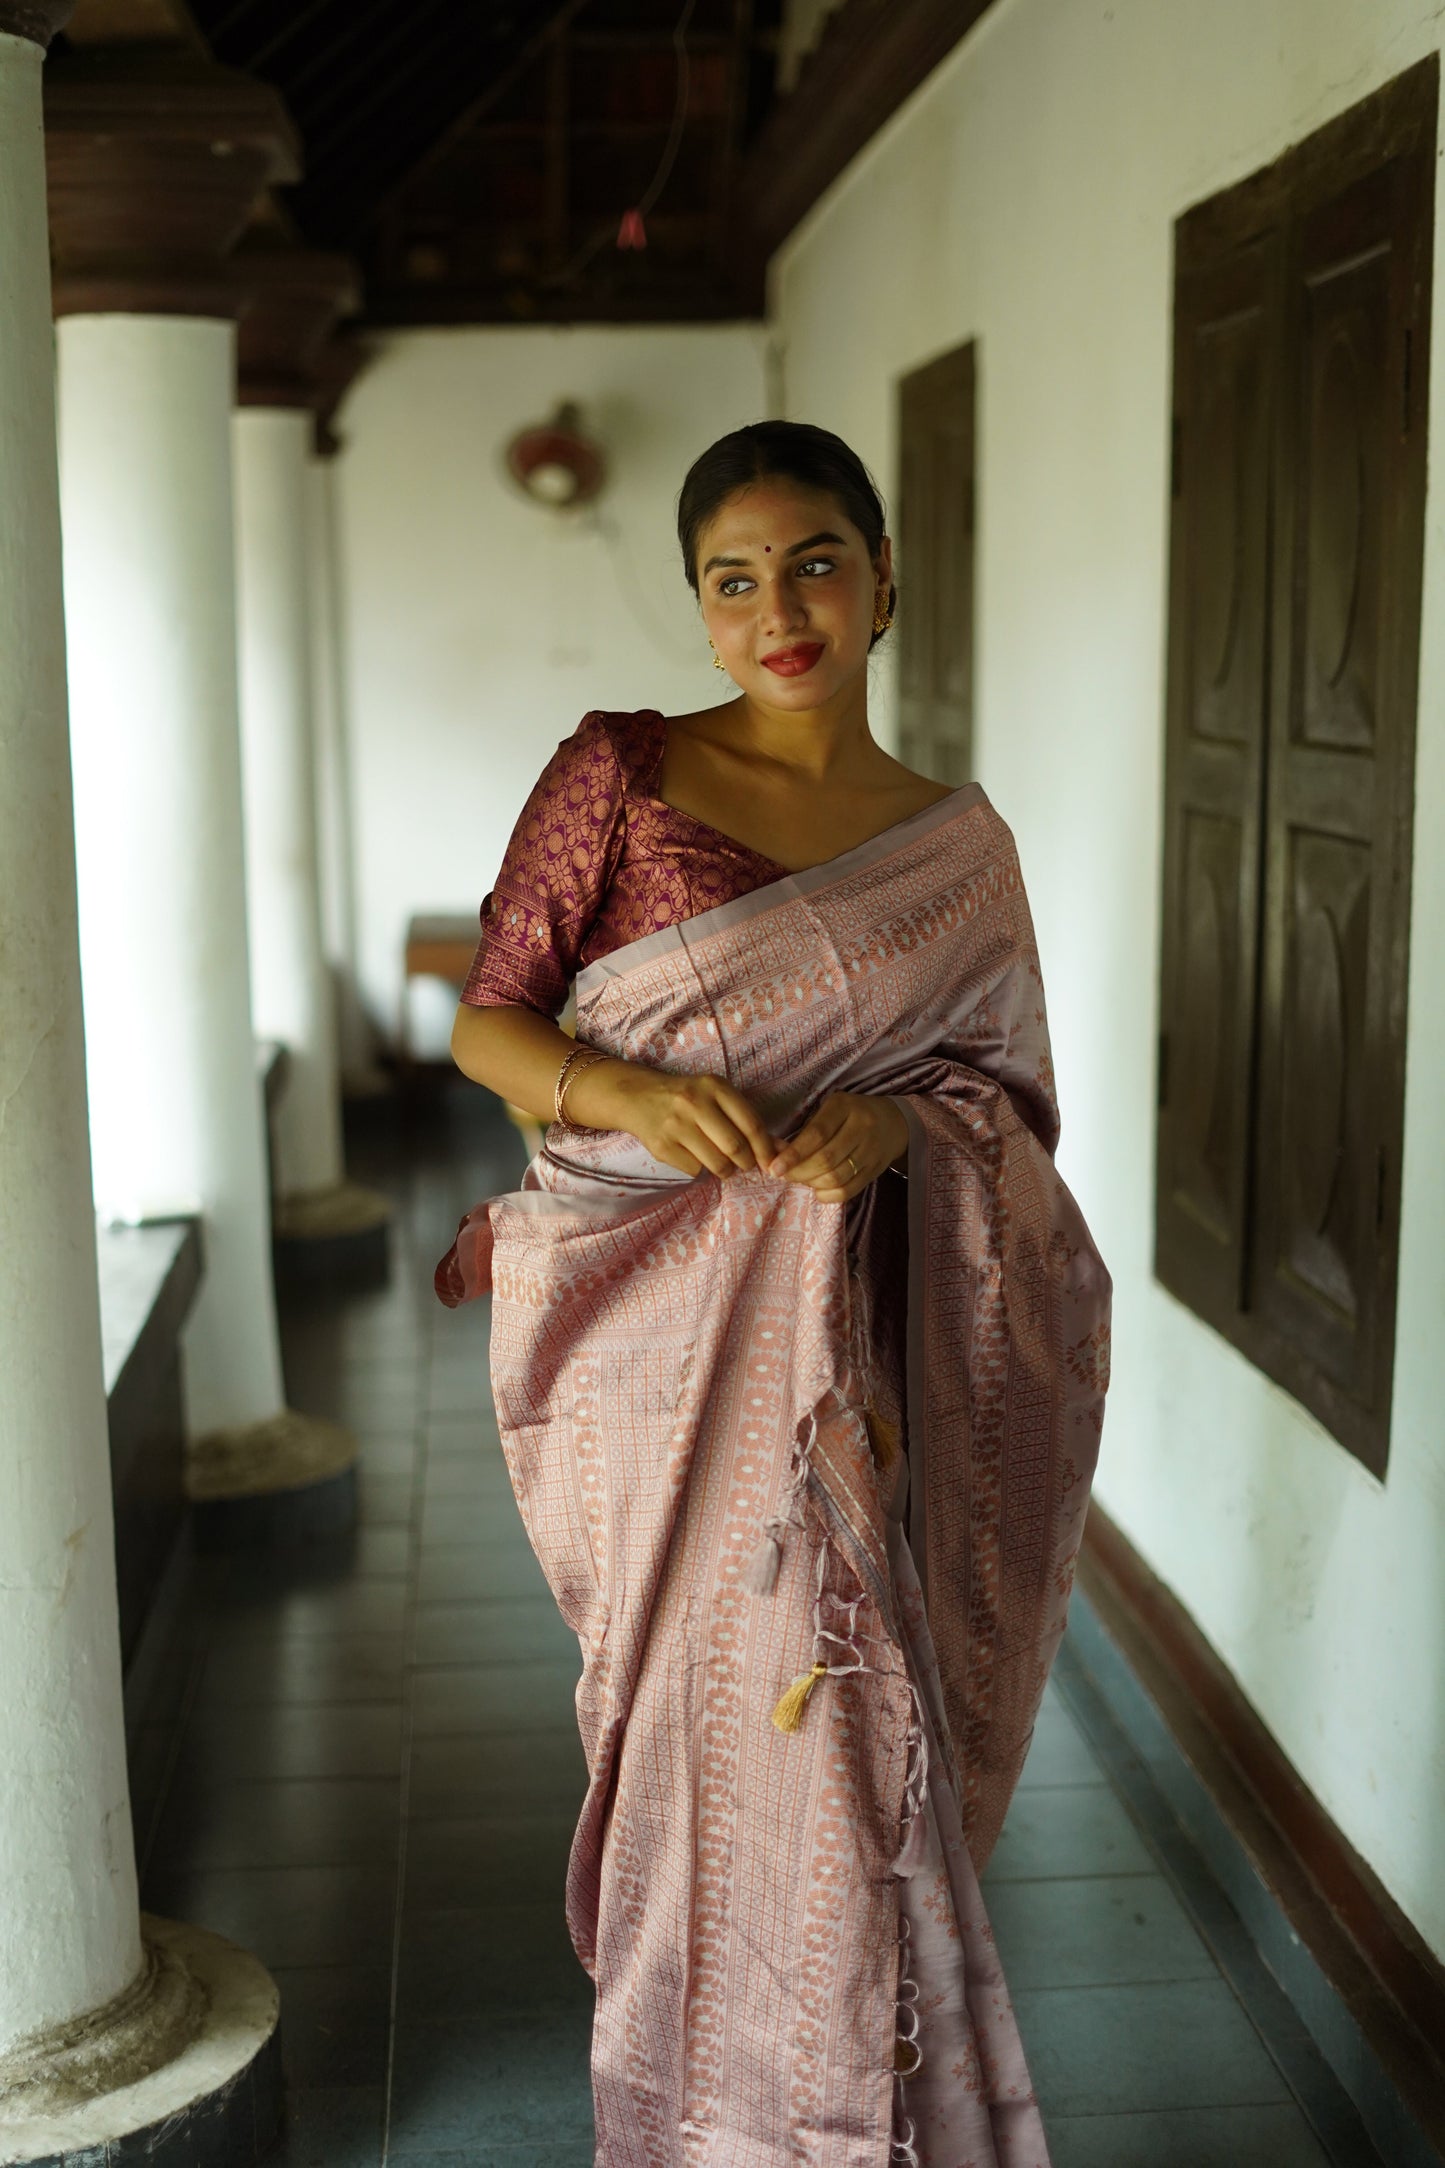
[872,593,894,636]
[709,636,728,672]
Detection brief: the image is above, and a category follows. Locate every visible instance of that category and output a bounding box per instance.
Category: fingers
[766,1101,849,1188]
[648,1078,892,1200]
[771,1095,890,1200]
[661,1078,772,1178]
[712,1083,779,1172]
[693,1110,762,1179]
[689,1112,753,1177]
[784,1136,864,1193]
[769,1098,853,1187]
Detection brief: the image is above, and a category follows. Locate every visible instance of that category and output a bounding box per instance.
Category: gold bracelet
[558,1048,610,1127]
[552,1043,591,1124]
[554,1044,610,1128]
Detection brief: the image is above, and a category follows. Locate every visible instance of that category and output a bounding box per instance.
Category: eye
[796,556,837,576]
[717,574,753,597]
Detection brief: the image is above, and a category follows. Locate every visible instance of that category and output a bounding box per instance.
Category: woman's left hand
[767,1092,908,1202]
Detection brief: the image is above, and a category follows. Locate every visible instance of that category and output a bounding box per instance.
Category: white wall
[334,324,772,1054]
[769,0,1445,1958]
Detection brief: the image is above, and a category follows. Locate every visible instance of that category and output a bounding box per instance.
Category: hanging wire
[538,0,699,291]
[632,0,698,224]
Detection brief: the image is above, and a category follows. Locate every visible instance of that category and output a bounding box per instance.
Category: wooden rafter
[741,0,997,255]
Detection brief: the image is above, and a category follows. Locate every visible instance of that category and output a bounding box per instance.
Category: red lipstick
[761,643,825,677]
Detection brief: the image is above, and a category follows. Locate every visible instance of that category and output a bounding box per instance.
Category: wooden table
[400,914,573,1160]
[404,913,481,986]
[400,913,480,1067]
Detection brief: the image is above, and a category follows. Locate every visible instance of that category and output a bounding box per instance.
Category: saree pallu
[437,784,1112,2168]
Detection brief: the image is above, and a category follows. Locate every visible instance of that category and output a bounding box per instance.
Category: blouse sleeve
[459,710,628,1019]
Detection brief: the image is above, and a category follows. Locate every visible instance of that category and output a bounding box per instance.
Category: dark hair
[677,420,896,647]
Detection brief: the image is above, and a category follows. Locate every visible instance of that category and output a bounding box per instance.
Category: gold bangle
[552,1042,591,1124]
[555,1045,610,1128]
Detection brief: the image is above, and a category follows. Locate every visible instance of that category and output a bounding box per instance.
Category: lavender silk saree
[437,783,1112,2168]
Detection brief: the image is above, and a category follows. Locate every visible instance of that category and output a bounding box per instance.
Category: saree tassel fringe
[890,2116,921,2168]
[890,1805,930,1878]
[771,1661,829,1733]
[743,1512,791,1595]
[743,1530,783,1595]
[865,1403,901,1470]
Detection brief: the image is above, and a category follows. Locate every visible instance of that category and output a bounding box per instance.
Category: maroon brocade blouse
[460,708,790,1019]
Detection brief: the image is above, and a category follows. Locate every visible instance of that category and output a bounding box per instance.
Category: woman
[439,421,1112,2168]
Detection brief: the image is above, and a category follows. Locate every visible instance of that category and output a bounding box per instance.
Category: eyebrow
[701,530,848,578]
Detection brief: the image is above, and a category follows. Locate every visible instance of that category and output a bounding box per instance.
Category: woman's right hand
[567,1058,779,1180]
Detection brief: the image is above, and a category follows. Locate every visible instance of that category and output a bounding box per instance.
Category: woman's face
[694,479,892,708]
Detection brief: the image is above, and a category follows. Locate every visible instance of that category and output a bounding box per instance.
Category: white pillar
[0,16,142,2061]
[59,313,287,1436]
[308,450,380,1090]
[234,405,345,1200]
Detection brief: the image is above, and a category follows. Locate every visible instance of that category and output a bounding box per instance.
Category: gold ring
[845,1152,858,1178]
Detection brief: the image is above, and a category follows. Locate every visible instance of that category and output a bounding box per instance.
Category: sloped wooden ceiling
[176,0,785,323]
[53,0,997,324]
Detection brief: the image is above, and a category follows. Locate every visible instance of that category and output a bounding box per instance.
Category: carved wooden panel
[896,342,975,787]
[1189,305,1270,747]
[1155,241,1275,1318]
[1172,810,1249,1245]
[1297,245,1387,753]
[1248,147,1428,1458]
[1271,829,1370,1323]
[1155,58,1434,1477]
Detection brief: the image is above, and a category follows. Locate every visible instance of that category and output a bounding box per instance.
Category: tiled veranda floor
[125,1081,1374,2168]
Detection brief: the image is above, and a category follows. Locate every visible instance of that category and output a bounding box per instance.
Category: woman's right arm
[451,713,777,1179]
[450,1000,779,1181]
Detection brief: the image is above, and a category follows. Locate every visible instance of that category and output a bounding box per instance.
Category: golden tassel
[865,1403,901,1470]
[771,1661,829,1734]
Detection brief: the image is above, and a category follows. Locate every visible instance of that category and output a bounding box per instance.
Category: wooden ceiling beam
[284,0,431,111]
[740,0,997,255]
[172,0,785,327]
[44,47,299,315]
[544,22,569,272]
[63,0,206,46]
[301,6,472,175]
[707,0,753,300]
[240,0,343,75]
[364,282,747,329]
[570,27,732,49]
[364,0,589,233]
[233,240,360,406]
[202,0,271,44]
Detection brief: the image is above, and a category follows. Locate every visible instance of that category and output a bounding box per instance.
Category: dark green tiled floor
[125,1085,1376,2168]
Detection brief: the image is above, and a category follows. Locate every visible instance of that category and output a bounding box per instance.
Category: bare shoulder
[871,750,966,816]
[655,699,741,739]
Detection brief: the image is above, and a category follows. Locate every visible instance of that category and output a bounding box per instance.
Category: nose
[756,572,809,638]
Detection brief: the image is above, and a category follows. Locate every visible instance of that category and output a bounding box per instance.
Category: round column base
[0,1916,281,2168]
[273,1178,391,1286]
[188,1407,359,1553]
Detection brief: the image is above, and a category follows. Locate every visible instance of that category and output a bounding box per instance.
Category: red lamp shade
[505,400,607,508]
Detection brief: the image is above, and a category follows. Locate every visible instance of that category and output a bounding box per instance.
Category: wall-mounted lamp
[505,400,607,508]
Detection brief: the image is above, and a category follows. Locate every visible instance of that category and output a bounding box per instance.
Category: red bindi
[764,544,771,552]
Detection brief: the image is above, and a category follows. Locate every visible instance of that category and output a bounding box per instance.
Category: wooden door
[1155,232,1280,1327]
[1248,143,1430,1457]
[897,343,975,784]
[1153,56,1434,1475]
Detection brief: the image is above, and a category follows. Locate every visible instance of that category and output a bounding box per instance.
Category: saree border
[574,779,989,1001]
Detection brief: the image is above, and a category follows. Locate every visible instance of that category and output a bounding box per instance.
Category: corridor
[125,1084,1370,2168]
